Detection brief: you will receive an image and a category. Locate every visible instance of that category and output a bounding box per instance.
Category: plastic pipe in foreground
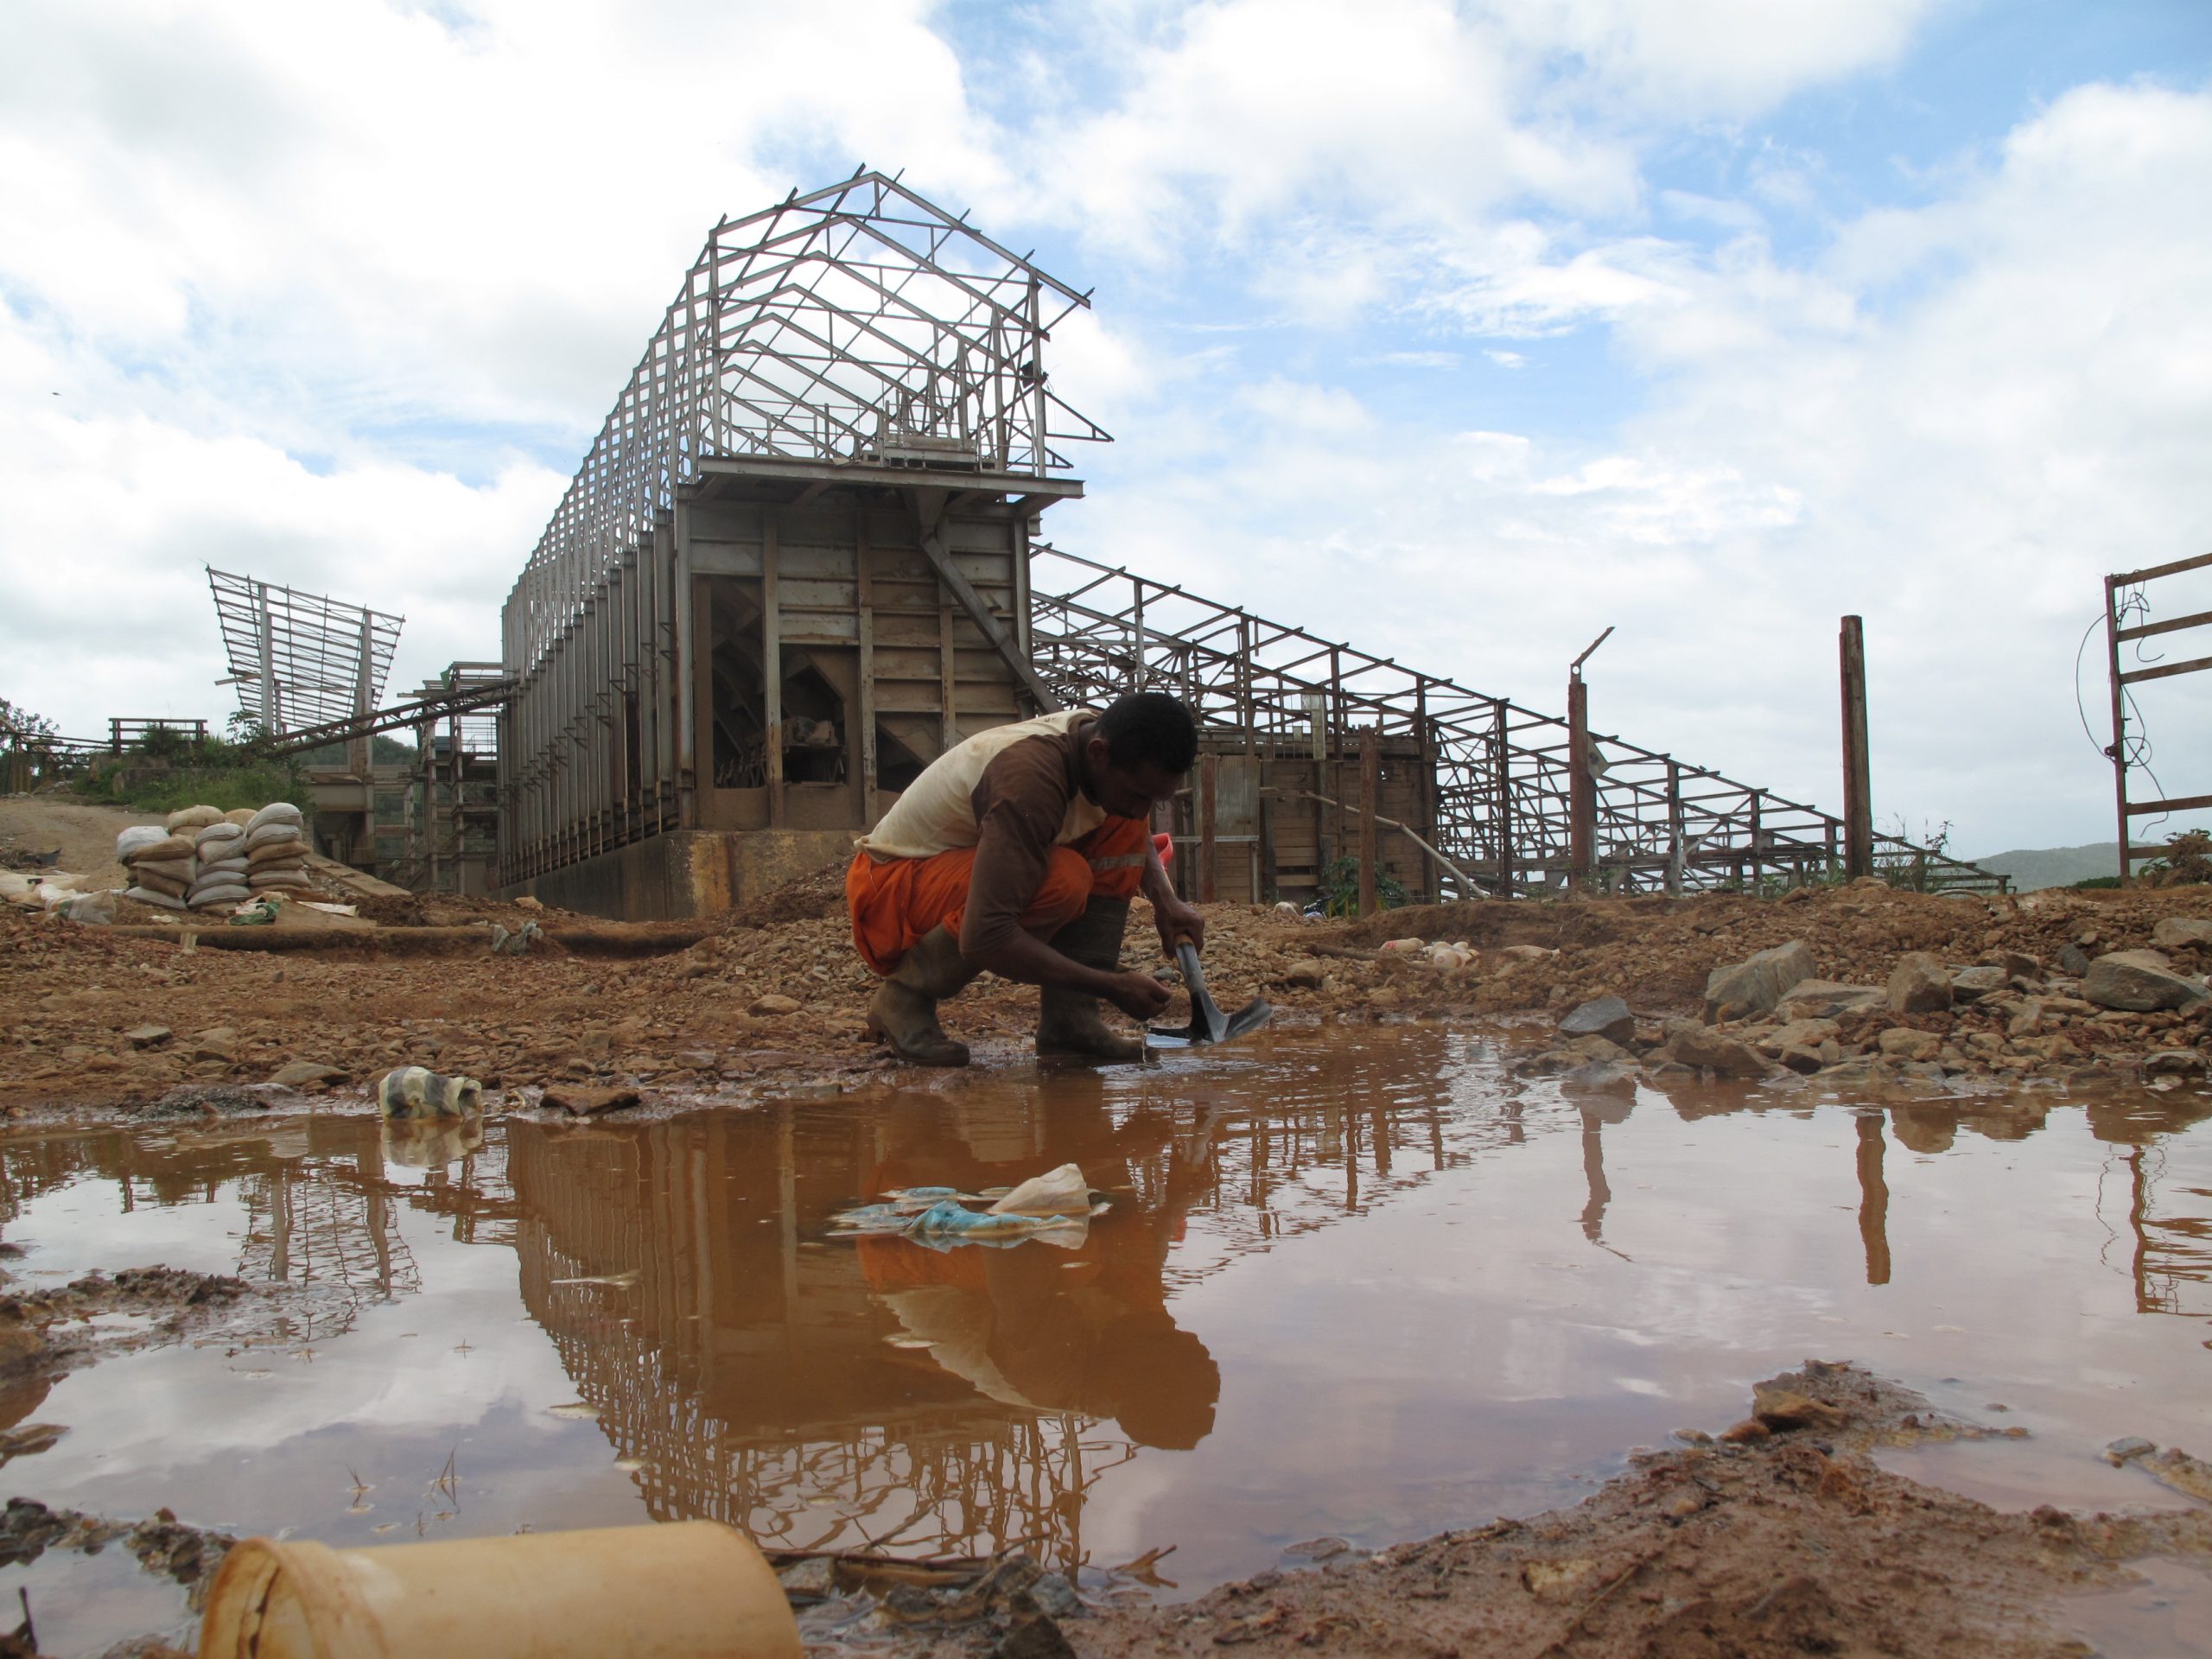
[201,1521,803,1659]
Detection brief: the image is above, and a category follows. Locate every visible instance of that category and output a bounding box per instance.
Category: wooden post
[2103,576,2129,885]
[1491,698,1513,895]
[1198,752,1218,903]
[1839,614,1873,879]
[856,510,877,816]
[763,516,784,826]
[1665,760,1684,896]
[1358,727,1379,917]
[1567,677,1595,887]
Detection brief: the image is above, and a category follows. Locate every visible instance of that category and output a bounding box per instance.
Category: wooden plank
[1199,753,1218,904]
[2125,791,2212,816]
[2114,607,2212,644]
[918,527,1062,714]
[2113,550,2212,587]
[939,594,958,753]
[2118,653,2212,686]
[764,518,783,827]
[857,519,877,810]
[1358,728,1378,917]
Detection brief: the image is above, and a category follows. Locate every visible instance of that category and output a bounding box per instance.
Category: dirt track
[4,791,2211,1116]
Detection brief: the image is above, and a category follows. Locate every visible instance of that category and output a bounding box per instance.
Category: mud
[7,863,2211,1124]
[5,804,2212,1652]
[897,1363,2212,1659]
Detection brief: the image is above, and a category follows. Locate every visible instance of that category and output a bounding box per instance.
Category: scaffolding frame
[2104,550,2212,884]
[207,567,403,736]
[505,168,1107,682]
[1028,545,2005,895]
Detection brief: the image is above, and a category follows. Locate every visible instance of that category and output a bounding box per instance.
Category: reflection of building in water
[239,1159,422,1342]
[0,1116,519,1344]
[507,1107,1154,1569]
[501,1035,1548,1571]
[2088,1098,2212,1318]
[234,1117,517,1339]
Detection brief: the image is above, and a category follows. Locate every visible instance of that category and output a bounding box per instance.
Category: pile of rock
[116,803,315,914]
[1516,921,2211,1090]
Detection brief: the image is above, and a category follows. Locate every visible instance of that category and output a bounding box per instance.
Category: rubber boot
[867,925,979,1066]
[1038,897,1147,1062]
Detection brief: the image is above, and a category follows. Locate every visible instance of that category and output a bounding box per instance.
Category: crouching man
[846,692,1206,1065]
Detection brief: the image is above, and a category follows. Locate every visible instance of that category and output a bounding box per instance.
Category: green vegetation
[2072,875,2122,890]
[1314,854,1408,918]
[79,720,311,817]
[0,696,59,743]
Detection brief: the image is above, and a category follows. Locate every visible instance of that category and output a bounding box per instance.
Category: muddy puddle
[3,1022,2209,1654]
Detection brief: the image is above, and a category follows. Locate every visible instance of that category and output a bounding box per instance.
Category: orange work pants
[846,815,1150,976]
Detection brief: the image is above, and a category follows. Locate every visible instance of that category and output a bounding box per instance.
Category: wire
[2075,582,2181,842]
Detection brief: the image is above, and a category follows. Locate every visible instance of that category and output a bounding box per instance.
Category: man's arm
[1140,831,1206,955]
[959,784,1172,1019]
[970,925,1169,1020]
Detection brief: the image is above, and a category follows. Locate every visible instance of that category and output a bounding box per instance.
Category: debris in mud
[771,1546,1088,1656]
[1052,1363,2212,1659]
[0,1496,234,1611]
[129,1083,270,1118]
[6,855,2210,1116]
[0,1268,252,1383]
[542,1083,642,1116]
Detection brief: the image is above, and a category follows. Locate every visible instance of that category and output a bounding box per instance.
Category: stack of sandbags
[118,814,202,911]
[188,817,252,911]
[242,802,312,893]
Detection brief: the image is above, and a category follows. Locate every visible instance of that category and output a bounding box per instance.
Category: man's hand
[1103,970,1174,1022]
[1151,891,1206,957]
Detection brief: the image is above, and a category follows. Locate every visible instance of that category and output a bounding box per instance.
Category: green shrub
[82,760,310,818]
[2072,874,2122,890]
[1314,855,1408,918]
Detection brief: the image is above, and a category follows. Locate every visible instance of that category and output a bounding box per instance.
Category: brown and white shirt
[857,710,1122,952]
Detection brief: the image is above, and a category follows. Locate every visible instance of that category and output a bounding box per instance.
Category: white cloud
[4,1,2200,856]
[1059,80,2212,852]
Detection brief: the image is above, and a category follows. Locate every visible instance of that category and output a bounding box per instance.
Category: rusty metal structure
[497,170,1103,912]
[1028,545,2005,899]
[207,567,403,741]
[2102,550,2212,883]
[491,171,1992,914]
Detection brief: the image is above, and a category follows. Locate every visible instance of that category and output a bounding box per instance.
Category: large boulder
[1703,941,1815,1023]
[1775,981,1885,1020]
[1948,965,2008,1001]
[2150,918,2212,952]
[1559,993,1635,1045]
[2082,950,2209,1013]
[1886,951,1953,1015]
[1665,1023,1775,1079]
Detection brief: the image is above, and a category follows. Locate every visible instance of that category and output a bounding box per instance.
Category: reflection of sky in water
[1,1026,2208,1651]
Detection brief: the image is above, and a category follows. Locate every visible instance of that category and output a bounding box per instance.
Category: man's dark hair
[1096,692,1198,774]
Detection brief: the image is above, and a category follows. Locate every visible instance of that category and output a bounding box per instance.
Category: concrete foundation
[498,828,854,923]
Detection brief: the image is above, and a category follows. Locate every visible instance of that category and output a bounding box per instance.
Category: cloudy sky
[3,0,2209,858]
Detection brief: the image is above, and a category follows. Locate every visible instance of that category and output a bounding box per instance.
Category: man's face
[1084,735,1185,820]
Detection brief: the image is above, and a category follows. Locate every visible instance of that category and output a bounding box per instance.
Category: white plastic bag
[988,1163,1093,1217]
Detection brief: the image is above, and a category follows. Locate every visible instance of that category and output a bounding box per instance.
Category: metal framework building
[1029,546,2005,899]
[207,568,403,741]
[499,171,1103,915]
[499,174,1992,917]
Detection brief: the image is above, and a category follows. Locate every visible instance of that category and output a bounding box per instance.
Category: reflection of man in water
[856,1090,1220,1450]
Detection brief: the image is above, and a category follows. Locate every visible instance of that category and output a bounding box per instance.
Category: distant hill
[1966,842,2119,892]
